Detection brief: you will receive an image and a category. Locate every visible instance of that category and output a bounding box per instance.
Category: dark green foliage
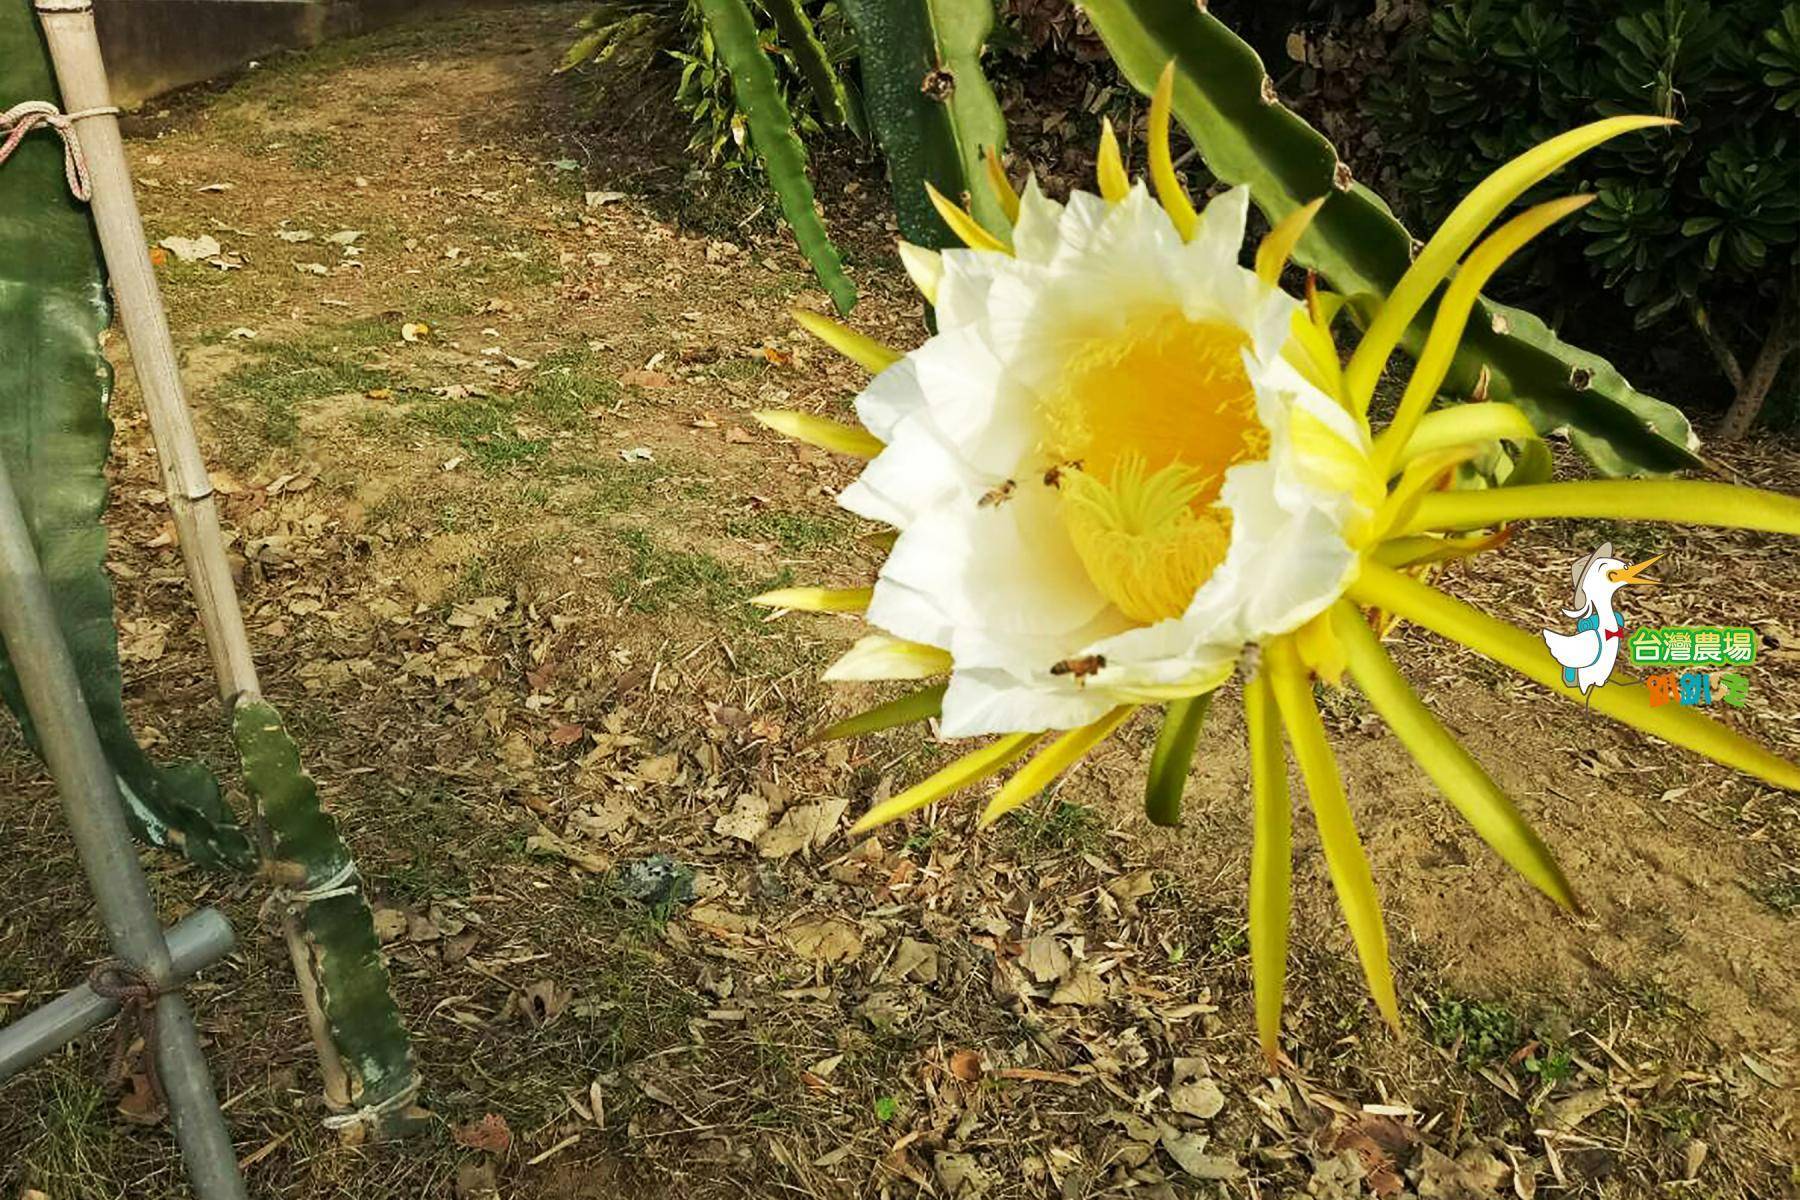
[842,0,1011,246]
[561,0,861,172]
[1143,694,1211,826]
[1368,1,1800,425]
[698,0,856,311]
[0,4,253,869]
[1426,995,1520,1066]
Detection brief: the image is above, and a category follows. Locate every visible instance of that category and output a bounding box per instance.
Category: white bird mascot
[1540,541,1662,697]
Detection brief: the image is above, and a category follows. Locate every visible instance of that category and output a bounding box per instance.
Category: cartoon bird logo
[1540,542,1662,696]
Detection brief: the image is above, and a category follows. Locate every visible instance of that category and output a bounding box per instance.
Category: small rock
[614,854,695,907]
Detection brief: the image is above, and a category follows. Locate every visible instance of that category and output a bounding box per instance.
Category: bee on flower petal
[1042,460,1084,489]
[1050,654,1106,684]
[977,479,1016,508]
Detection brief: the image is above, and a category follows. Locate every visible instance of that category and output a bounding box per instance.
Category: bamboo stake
[32,0,355,1113]
[32,0,255,704]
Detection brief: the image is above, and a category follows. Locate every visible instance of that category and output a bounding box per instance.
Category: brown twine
[86,959,166,1117]
[0,100,119,201]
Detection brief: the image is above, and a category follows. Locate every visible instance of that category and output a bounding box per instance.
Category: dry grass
[2,6,1798,1198]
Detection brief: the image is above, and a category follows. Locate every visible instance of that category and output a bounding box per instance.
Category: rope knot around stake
[86,958,167,1120]
[0,100,119,201]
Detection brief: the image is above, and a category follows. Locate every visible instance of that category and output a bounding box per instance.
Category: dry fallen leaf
[520,979,572,1026]
[1544,1087,1609,1131]
[712,795,771,843]
[783,916,863,964]
[371,907,409,944]
[157,234,221,262]
[948,1049,984,1082]
[1019,934,1069,984]
[757,798,848,859]
[1169,1077,1226,1119]
[452,1112,513,1154]
[886,937,939,984]
[1049,967,1106,1008]
[1161,1130,1243,1180]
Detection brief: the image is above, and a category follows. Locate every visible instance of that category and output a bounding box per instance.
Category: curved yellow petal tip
[1255,196,1328,285]
[982,145,1021,225]
[789,308,901,374]
[1096,118,1129,203]
[749,586,873,613]
[896,240,943,305]
[752,409,884,458]
[1148,61,1198,241]
[926,182,1010,253]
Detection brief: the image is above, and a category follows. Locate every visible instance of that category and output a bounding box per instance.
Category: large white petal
[871,482,1115,664]
[838,411,984,529]
[1202,461,1360,641]
[939,667,1117,738]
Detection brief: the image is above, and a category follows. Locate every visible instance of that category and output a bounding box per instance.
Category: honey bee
[1050,654,1106,684]
[978,479,1016,508]
[1041,459,1084,489]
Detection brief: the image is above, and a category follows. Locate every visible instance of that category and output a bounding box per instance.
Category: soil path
[2,6,1797,1198]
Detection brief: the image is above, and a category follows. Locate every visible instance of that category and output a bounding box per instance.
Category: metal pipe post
[0,908,237,1082]
[0,453,247,1198]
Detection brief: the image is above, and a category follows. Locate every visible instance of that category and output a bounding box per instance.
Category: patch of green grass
[210,319,395,462]
[450,557,525,604]
[1203,922,1249,963]
[517,348,618,426]
[709,356,767,382]
[565,459,669,516]
[1750,877,1800,915]
[1641,1100,1706,1141]
[277,128,337,170]
[1521,1045,1576,1086]
[1426,995,1521,1066]
[1315,679,1369,723]
[1009,799,1105,854]
[407,393,547,471]
[610,527,771,617]
[726,510,851,554]
[1618,976,1679,1018]
[13,1064,118,1191]
[381,846,472,905]
[563,886,704,1071]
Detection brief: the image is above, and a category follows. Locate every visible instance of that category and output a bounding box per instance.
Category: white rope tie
[281,859,360,906]
[0,100,118,201]
[321,1077,422,1131]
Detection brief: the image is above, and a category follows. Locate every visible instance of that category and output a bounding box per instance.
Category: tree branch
[1690,301,1744,389]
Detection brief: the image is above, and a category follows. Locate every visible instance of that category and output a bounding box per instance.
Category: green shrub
[1367,0,1800,437]
[560,0,858,171]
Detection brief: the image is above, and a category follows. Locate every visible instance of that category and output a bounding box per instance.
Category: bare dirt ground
[3,6,1798,1198]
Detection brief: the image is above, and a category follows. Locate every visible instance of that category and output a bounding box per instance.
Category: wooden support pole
[34,0,355,1113]
[33,0,257,706]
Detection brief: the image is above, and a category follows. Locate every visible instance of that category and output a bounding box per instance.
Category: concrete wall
[94,0,444,107]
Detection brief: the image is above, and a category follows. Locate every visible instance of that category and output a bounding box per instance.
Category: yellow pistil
[1043,310,1267,622]
[1062,458,1232,623]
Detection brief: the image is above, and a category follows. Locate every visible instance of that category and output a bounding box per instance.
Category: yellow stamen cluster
[1041,310,1265,622]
